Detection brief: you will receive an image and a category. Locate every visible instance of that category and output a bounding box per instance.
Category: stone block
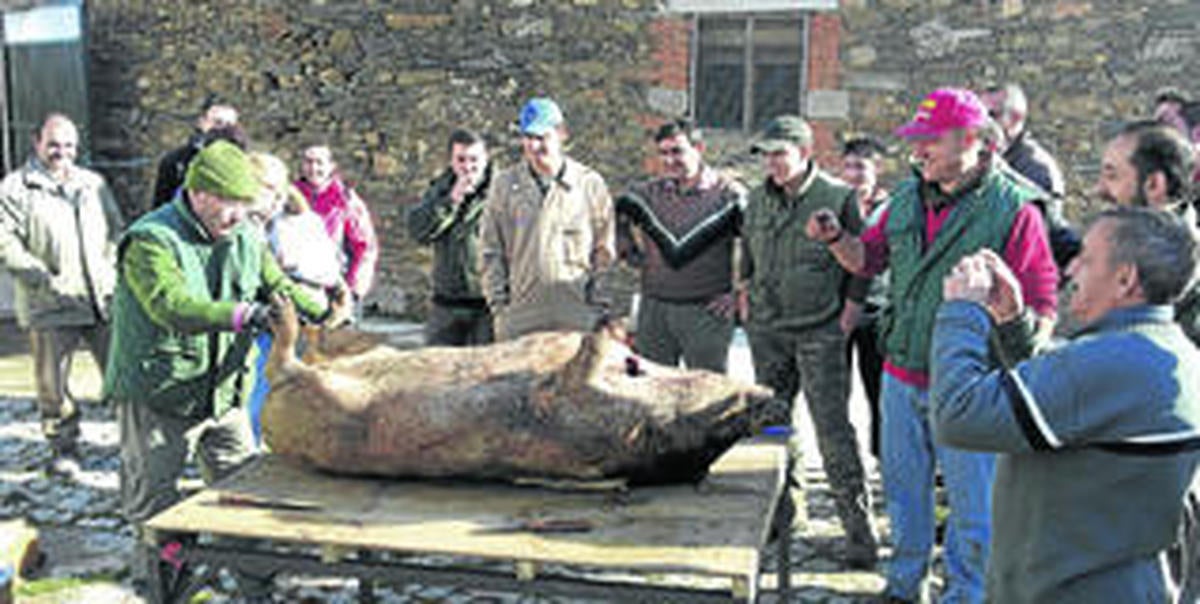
[646,86,688,116]
[384,13,453,30]
[846,45,877,68]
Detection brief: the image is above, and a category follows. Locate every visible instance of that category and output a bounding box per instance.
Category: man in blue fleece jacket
[931,205,1200,603]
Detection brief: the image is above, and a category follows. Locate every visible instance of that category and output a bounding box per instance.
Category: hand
[243,301,280,332]
[977,249,1025,323]
[449,177,474,205]
[21,269,50,290]
[942,250,1025,323]
[839,300,863,335]
[325,283,354,328]
[706,292,737,321]
[805,209,842,243]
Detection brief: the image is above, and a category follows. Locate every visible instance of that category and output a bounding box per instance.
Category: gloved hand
[243,302,280,332]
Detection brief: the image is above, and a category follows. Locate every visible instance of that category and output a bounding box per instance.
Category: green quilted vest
[744,170,856,329]
[882,169,1034,373]
[103,198,263,419]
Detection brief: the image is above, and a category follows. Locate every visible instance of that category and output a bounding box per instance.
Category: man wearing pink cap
[807,88,1059,603]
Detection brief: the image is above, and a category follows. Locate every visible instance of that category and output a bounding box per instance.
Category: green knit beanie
[184,140,260,202]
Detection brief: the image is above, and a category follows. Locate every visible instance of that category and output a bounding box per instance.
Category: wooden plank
[146,440,786,580]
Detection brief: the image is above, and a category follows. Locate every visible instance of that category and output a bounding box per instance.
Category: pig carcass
[261,305,772,485]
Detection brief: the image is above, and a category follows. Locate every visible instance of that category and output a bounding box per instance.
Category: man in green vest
[806,88,1059,603]
[741,115,878,569]
[105,140,345,590]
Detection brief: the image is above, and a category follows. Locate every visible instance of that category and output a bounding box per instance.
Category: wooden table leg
[776,486,793,598]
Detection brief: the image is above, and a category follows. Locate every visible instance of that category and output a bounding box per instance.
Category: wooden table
[143,438,791,603]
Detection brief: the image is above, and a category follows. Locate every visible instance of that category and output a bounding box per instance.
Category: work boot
[42,412,81,458]
[836,490,879,569]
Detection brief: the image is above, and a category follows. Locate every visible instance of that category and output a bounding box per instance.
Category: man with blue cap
[479,97,615,340]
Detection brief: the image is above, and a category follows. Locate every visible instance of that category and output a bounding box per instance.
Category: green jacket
[882,168,1035,373]
[103,196,325,419]
[406,166,490,303]
[742,166,867,330]
[0,159,124,329]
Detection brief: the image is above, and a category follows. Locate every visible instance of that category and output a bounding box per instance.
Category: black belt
[432,295,489,309]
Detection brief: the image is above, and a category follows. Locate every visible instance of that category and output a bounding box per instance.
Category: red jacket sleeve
[343,189,379,299]
[1003,204,1059,318]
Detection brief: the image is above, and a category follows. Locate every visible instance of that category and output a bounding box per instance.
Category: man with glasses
[616,119,745,372]
[479,98,615,340]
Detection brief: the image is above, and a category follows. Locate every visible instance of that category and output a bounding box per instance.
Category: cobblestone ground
[0,322,893,603]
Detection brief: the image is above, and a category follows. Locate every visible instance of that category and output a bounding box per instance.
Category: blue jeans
[247,332,272,445]
[881,373,994,603]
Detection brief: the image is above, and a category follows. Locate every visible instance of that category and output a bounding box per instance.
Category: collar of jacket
[522,157,576,195]
[296,175,347,204]
[917,156,995,210]
[173,192,220,243]
[1002,128,1030,158]
[763,161,817,203]
[1076,304,1176,337]
[21,157,80,192]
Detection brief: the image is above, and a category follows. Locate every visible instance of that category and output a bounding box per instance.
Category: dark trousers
[426,302,493,347]
[847,318,884,458]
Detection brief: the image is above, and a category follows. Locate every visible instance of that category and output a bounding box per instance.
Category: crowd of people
[0,80,1197,602]
[410,89,1200,603]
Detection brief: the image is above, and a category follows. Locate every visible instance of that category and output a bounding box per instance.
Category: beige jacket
[479,157,614,340]
[0,159,123,329]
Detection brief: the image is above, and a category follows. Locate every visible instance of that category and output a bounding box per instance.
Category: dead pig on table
[261,301,772,485]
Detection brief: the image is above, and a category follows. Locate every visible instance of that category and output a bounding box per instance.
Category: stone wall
[86,0,678,317]
[83,0,1200,317]
[837,0,1200,218]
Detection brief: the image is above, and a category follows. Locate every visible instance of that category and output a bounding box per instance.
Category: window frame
[688,11,809,133]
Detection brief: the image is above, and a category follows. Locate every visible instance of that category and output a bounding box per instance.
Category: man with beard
[408,129,494,346]
[1093,119,1200,602]
[807,88,1059,603]
[479,98,615,340]
[616,119,745,372]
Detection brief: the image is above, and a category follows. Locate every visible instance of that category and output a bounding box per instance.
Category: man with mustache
[479,98,615,340]
[0,113,124,466]
[616,119,745,372]
[807,88,1059,603]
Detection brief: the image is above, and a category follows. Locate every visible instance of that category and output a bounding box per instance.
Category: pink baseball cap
[894,88,989,139]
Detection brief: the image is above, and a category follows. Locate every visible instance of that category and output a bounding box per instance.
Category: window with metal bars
[693,13,805,132]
